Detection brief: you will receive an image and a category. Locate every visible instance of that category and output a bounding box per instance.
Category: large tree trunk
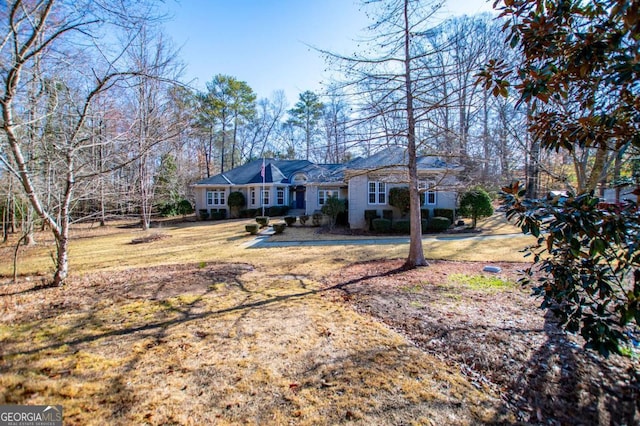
[403,0,427,269]
[583,146,610,193]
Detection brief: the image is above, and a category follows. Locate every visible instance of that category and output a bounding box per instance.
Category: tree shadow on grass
[505,311,640,425]
[332,261,640,425]
[0,259,549,424]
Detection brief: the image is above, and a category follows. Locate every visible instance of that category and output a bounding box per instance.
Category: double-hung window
[318,188,339,205]
[262,189,270,205]
[250,188,256,206]
[207,190,226,206]
[368,181,386,204]
[425,188,437,205]
[276,187,285,205]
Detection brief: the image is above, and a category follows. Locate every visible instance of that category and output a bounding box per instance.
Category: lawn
[1,215,636,424]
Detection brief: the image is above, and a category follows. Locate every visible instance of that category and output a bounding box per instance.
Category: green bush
[502,183,640,356]
[364,209,379,231]
[240,208,260,218]
[421,219,429,234]
[177,199,193,216]
[284,216,297,226]
[429,216,451,232]
[266,206,290,217]
[228,191,245,207]
[372,218,392,233]
[321,197,346,230]
[433,208,455,223]
[382,209,393,220]
[198,209,209,221]
[458,187,494,228]
[299,215,309,225]
[210,209,227,220]
[392,219,411,234]
[159,203,177,217]
[364,210,379,220]
[272,223,286,234]
[420,209,429,221]
[228,191,246,218]
[255,216,269,227]
[388,186,410,216]
[245,224,259,235]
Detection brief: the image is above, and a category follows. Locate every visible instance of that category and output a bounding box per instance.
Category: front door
[295,186,305,209]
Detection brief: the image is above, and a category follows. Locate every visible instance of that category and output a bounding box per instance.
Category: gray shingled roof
[193,148,456,186]
[193,159,313,186]
[346,146,452,170]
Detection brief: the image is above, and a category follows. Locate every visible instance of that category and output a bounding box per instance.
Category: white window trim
[206,189,226,206]
[368,181,386,205]
[425,189,437,205]
[262,188,270,205]
[318,188,340,206]
[276,187,286,206]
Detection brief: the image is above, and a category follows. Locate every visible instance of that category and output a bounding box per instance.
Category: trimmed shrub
[429,216,451,232]
[272,223,286,234]
[364,209,379,231]
[433,208,455,223]
[228,191,246,218]
[284,216,297,226]
[372,218,392,233]
[299,215,309,226]
[255,216,270,227]
[420,208,429,221]
[421,219,429,234]
[198,209,209,221]
[210,209,227,220]
[382,209,393,220]
[245,224,259,235]
[240,208,259,218]
[266,206,290,217]
[392,219,411,234]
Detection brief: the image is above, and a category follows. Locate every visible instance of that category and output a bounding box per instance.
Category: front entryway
[295,186,306,209]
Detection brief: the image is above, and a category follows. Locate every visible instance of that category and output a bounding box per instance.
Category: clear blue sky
[163,0,495,103]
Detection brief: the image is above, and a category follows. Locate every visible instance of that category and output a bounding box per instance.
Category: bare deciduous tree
[325,0,450,268]
[0,0,174,285]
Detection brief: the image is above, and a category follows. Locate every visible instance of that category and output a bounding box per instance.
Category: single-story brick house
[192,146,462,230]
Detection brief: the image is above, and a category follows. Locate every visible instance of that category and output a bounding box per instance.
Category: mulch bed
[323,258,640,425]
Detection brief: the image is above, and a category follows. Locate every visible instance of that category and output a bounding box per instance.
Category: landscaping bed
[323,258,640,425]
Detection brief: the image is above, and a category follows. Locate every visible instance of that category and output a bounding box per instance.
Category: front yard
[0,215,637,424]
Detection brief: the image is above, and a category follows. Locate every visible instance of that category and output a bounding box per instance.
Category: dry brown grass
[0,215,533,279]
[0,216,531,424]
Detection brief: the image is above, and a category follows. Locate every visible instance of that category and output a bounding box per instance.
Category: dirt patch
[129,233,171,245]
[323,258,640,425]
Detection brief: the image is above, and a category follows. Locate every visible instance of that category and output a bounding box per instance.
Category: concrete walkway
[244,231,524,249]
